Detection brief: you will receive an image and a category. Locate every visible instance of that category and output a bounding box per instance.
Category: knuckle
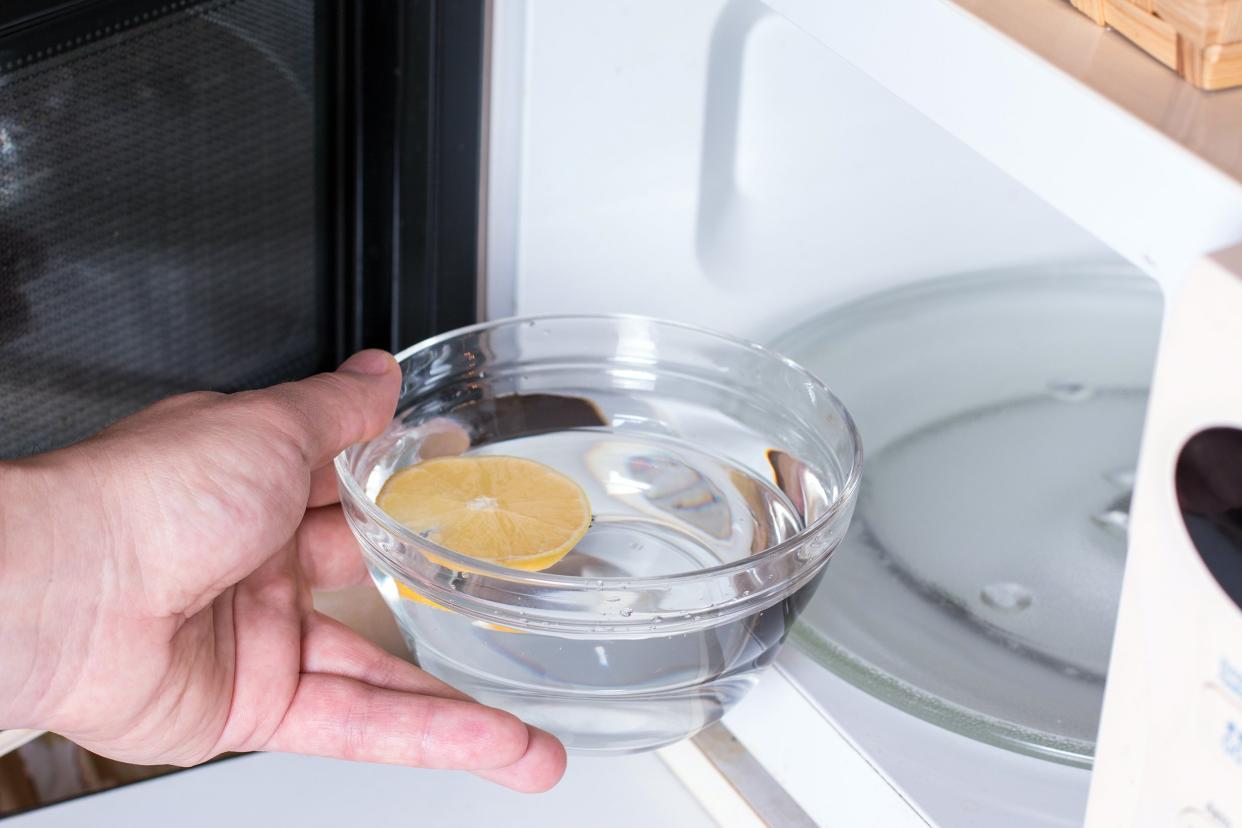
[490,710,529,763]
[342,693,372,763]
[410,704,433,767]
[151,390,224,413]
[301,373,369,446]
[297,372,354,407]
[256,572,301,612]
[233,389,299,426]
[177,389,225,406]
[230,391,314,460]
[364,651,399,691]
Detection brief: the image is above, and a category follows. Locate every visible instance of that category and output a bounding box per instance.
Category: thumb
[244,350,402,470]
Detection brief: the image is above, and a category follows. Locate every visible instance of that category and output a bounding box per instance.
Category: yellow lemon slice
[377,455,591,570]
[377,455,592,631]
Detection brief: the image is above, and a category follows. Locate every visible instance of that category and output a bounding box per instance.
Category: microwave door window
[0,0,324,459]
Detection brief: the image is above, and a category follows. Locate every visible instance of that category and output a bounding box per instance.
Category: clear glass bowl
[336,315,861,753]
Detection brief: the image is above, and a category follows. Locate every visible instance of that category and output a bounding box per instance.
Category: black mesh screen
[0,0,323,459]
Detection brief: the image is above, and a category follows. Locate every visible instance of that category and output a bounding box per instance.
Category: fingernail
[339,350,395,376]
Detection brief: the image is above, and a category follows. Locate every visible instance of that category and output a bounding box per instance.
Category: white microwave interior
[486,0,1169,799]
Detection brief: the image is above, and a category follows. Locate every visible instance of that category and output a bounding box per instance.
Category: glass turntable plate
[772,266,1163,766]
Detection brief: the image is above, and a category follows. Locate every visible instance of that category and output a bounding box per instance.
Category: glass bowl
[336,315,861,753]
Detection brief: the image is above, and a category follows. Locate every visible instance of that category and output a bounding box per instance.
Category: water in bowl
[366,424,822,753]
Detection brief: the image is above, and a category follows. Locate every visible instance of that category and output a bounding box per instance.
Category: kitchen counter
[5,750,714,828]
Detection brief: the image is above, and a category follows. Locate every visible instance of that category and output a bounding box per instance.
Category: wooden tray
[1070,0,1242,89]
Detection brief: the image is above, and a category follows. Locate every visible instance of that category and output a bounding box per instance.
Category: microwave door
[0,0,340,458]
[347,0,488,352]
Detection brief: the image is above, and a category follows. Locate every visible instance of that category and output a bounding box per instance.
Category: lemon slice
[377,456,591,632]
[377,455,591,570]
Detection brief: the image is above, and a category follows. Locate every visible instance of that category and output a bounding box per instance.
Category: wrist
[0,458,70,730]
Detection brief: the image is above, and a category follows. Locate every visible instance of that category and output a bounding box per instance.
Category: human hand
[0,351,566,792]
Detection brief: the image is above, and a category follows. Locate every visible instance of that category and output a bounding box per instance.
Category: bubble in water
[981,581,1034,612]
[742,590,751,596]
[620,607,633,617]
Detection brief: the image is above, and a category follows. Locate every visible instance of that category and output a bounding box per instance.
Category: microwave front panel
[486,0,1118,339]
[1085,246,1242,828]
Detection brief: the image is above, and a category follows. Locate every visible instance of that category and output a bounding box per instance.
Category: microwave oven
[2,0,1241,826]
[0,0,481,459]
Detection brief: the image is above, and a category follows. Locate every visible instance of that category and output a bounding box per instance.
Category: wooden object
[0,733,191,818]
[0,731,43,760]
[1069,0,1242,89]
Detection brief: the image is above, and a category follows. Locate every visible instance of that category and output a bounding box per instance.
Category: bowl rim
[334,312,863,589]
